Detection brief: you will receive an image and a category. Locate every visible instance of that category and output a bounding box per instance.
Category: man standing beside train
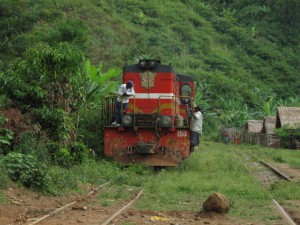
[189,106,203,152]
[112,80,135,126]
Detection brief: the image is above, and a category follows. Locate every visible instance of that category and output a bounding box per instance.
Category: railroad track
[259,159,293,181]
[25,182,144,225]
[243,151,297,225]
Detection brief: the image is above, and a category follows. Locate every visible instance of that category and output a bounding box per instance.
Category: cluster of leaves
[274,128,300,148]
[1,152,50,189]
[0,115,13,154]
[16,131,90,168]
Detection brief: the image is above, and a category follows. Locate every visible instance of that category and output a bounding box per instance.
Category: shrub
[16,131,52,164]
[70,142,89,164]
[2,152,50,189]
[47,166,78,195]
[0,115,14,155]
[0,165,10,189]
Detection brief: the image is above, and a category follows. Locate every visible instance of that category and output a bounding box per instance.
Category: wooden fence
[220,128,280,148]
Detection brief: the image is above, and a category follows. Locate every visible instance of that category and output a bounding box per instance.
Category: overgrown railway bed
[2,185,264,225]
[3,185,268,225]
[1,143,300,225]
[242,151,300,225]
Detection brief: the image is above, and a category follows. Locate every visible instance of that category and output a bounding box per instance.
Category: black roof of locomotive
[176,74,194,82]
[123,60,194,83]
[123,60,173,73]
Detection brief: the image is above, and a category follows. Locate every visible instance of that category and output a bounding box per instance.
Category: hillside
[1,0,299,133]
[0,0,300,213]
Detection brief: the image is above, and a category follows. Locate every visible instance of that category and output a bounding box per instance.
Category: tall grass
[248,145,300,169]
[134,142,275,222]
[0,166,10,190]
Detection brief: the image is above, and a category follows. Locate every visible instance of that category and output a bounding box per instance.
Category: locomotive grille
[134,113,159,127]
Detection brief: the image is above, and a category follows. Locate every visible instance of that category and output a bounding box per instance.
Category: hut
[263,116,276,134]
[262,116,278,147]
[276,107,300,149]
[276,107,300,129]
[245,120,263,133]
[245,120,263,144]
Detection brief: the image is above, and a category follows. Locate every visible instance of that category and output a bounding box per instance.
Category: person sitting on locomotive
[189,106,203,152]
[112,80,135,126]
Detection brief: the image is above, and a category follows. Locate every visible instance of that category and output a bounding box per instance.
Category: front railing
[101,95,116,127]
[101,94,192,128]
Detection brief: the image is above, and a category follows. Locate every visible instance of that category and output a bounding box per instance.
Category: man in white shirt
[112,80,135,126]
[190,106,203,152]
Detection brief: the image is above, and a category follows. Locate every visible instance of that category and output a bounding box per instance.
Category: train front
[103,60,194,166]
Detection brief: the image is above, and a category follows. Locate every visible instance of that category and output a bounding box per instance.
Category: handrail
[101,95,136,127]
[158,95,176,115]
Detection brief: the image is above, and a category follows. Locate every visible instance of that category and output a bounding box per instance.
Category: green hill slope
[1,0,299,130]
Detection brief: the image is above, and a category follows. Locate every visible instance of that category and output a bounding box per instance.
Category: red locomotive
[102,60,195,166]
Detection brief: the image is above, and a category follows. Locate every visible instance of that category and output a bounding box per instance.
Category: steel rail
[272,199,297,225]
[259,160,293,181]
[101,188,144,225]
[247,151,292,181]
[27,182,110,225]
[255,158,296,224]
[244,151,297,225]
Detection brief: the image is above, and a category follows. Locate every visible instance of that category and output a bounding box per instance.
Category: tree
[272,0,300,27]
[2,42,89,144]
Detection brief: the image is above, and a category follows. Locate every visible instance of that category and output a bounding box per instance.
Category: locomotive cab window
[180,84,192,97]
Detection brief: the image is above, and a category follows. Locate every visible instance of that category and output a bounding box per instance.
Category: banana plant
[73,60,121,141]
[85,60,120,101]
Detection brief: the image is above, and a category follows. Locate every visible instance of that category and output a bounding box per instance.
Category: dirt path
[1,161,299,225]
[0,185,284,225]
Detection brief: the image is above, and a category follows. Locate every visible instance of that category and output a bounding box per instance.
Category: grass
[270,181,300,201]
[0,193,9,204]
[245,145,300,169]
[97,185,140,207]
[43,141,293,223]
[2,141,298,223]
[0,167,10,190]
[230,143,300,201]
[133,142,278,222]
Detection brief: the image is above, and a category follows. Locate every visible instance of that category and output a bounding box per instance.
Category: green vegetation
[247,145,300,169]
[270,181,300,201]
[0,2,299,223]
[1,139,299,222]
[0,166,10,189]
[1,0,299,136]
[0,193,9,204]
[1,152,50,189]
[135,142,277,222]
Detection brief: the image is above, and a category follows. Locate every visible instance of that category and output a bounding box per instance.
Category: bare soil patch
[0,185,285,225]
[272,162,300,181]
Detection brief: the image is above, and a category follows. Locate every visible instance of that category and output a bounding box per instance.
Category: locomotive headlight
[148,60,156,68]
[122,114,133,126]
[159,116,172,128]
[138,60,157,69]
[139,60,147,68]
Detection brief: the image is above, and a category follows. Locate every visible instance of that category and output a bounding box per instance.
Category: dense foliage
[0,0,299,191]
